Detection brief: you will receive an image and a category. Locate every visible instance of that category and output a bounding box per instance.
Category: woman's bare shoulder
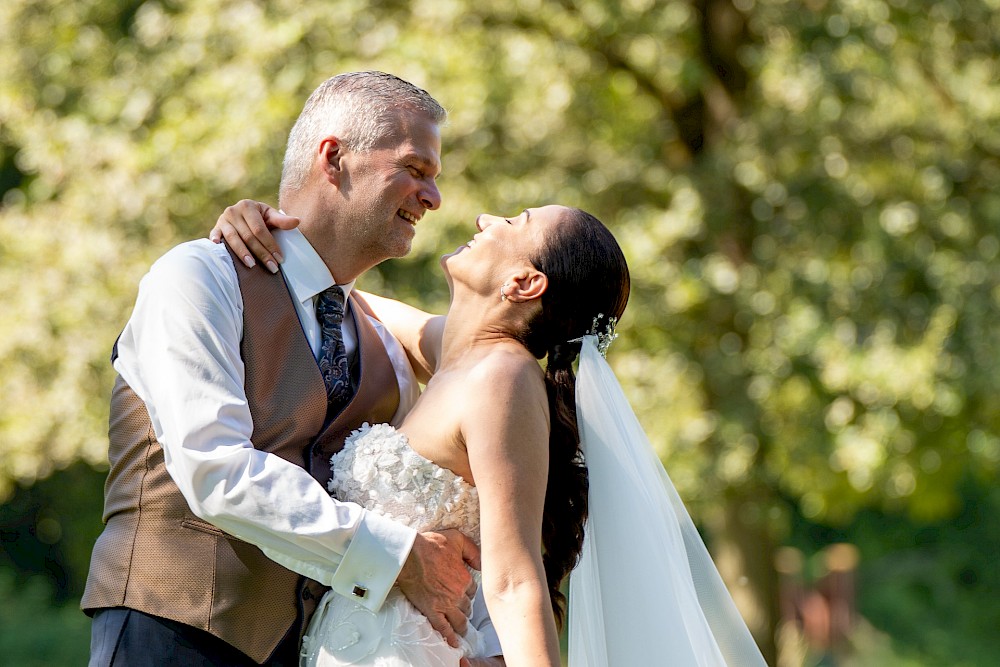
[466,346,544,394]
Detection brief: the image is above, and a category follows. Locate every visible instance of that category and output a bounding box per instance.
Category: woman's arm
[354,291,445,384]
[460,355,560,667]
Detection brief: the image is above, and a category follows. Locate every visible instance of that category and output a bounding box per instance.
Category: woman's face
[441,205,570,291]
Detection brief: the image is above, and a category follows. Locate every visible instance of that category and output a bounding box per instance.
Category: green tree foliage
[2,0,999,662]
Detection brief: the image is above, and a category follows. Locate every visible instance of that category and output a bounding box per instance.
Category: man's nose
[419,181,442,211]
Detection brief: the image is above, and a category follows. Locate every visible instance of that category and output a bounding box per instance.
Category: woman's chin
[439,244,468,271]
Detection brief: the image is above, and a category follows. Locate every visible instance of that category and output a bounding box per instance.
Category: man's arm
[116,240,475,621]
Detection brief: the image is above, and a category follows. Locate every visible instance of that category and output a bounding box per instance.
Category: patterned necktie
[315,285,353,411]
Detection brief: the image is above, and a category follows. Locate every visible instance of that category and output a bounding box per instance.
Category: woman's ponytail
[517,207,630,627]
[539,345,587,627]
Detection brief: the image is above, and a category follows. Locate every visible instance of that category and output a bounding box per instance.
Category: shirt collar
[273,228,355,307]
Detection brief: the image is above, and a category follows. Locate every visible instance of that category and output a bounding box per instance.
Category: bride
[215,203,767,666]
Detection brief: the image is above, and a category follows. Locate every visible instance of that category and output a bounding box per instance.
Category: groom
[82,72,502,666]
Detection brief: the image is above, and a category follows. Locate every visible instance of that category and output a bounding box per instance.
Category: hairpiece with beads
[569,313,619,357]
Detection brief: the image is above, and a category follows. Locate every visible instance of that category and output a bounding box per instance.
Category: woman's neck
[437,296,529,370]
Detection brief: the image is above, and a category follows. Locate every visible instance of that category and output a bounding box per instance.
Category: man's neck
[281,198,371,284]
[300,226,364,284]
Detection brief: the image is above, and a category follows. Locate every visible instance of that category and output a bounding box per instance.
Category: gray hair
[280,71,447,197]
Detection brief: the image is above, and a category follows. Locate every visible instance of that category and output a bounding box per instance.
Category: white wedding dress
[300,423,488,666]
[301,338,768,667]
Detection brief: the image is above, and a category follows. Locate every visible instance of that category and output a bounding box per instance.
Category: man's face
[340,111,442,262]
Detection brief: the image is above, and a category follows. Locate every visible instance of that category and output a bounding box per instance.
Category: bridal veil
[568,335,768,666]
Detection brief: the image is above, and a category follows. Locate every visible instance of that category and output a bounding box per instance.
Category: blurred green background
[2,0,998,665]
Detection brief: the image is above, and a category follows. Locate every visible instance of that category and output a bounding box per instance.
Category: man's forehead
[380,114,440,150]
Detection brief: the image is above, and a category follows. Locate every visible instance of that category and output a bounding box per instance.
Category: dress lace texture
[301,423,483,666]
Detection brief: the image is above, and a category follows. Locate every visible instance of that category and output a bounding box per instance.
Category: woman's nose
[476,214,500,231]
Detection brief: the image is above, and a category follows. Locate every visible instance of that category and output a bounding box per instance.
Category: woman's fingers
[210,200,298,273]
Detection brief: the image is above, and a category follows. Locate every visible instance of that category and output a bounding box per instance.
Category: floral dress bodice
[328,423,480,546]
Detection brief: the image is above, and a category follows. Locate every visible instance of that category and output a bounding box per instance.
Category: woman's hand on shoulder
[209,200,299,273]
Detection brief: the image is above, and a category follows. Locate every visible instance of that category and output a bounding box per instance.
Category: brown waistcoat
[81,247,400,664]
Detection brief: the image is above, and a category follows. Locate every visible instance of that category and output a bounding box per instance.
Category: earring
[500,283,510,302]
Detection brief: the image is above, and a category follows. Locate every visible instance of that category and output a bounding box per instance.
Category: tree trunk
[708,486,782,665]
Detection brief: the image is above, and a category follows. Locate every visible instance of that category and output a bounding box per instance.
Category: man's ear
[319,136,344,185]
[506,268,548,303]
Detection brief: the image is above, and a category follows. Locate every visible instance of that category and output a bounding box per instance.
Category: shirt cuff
[329,509,416,611]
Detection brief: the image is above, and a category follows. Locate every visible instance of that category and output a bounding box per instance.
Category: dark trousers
[89,608,300,667]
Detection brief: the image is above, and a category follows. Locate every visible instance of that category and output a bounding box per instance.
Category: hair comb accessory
[569,313,619,357]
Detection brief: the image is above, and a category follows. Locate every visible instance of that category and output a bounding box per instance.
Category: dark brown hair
[518,208,630,627]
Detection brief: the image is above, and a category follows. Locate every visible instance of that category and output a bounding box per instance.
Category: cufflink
[352,584,368,599]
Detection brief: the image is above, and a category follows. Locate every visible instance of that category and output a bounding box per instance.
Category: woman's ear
[505,268,548,303]
[319,136,344,185]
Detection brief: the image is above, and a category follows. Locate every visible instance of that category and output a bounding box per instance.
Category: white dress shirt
[112,229,419,611]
